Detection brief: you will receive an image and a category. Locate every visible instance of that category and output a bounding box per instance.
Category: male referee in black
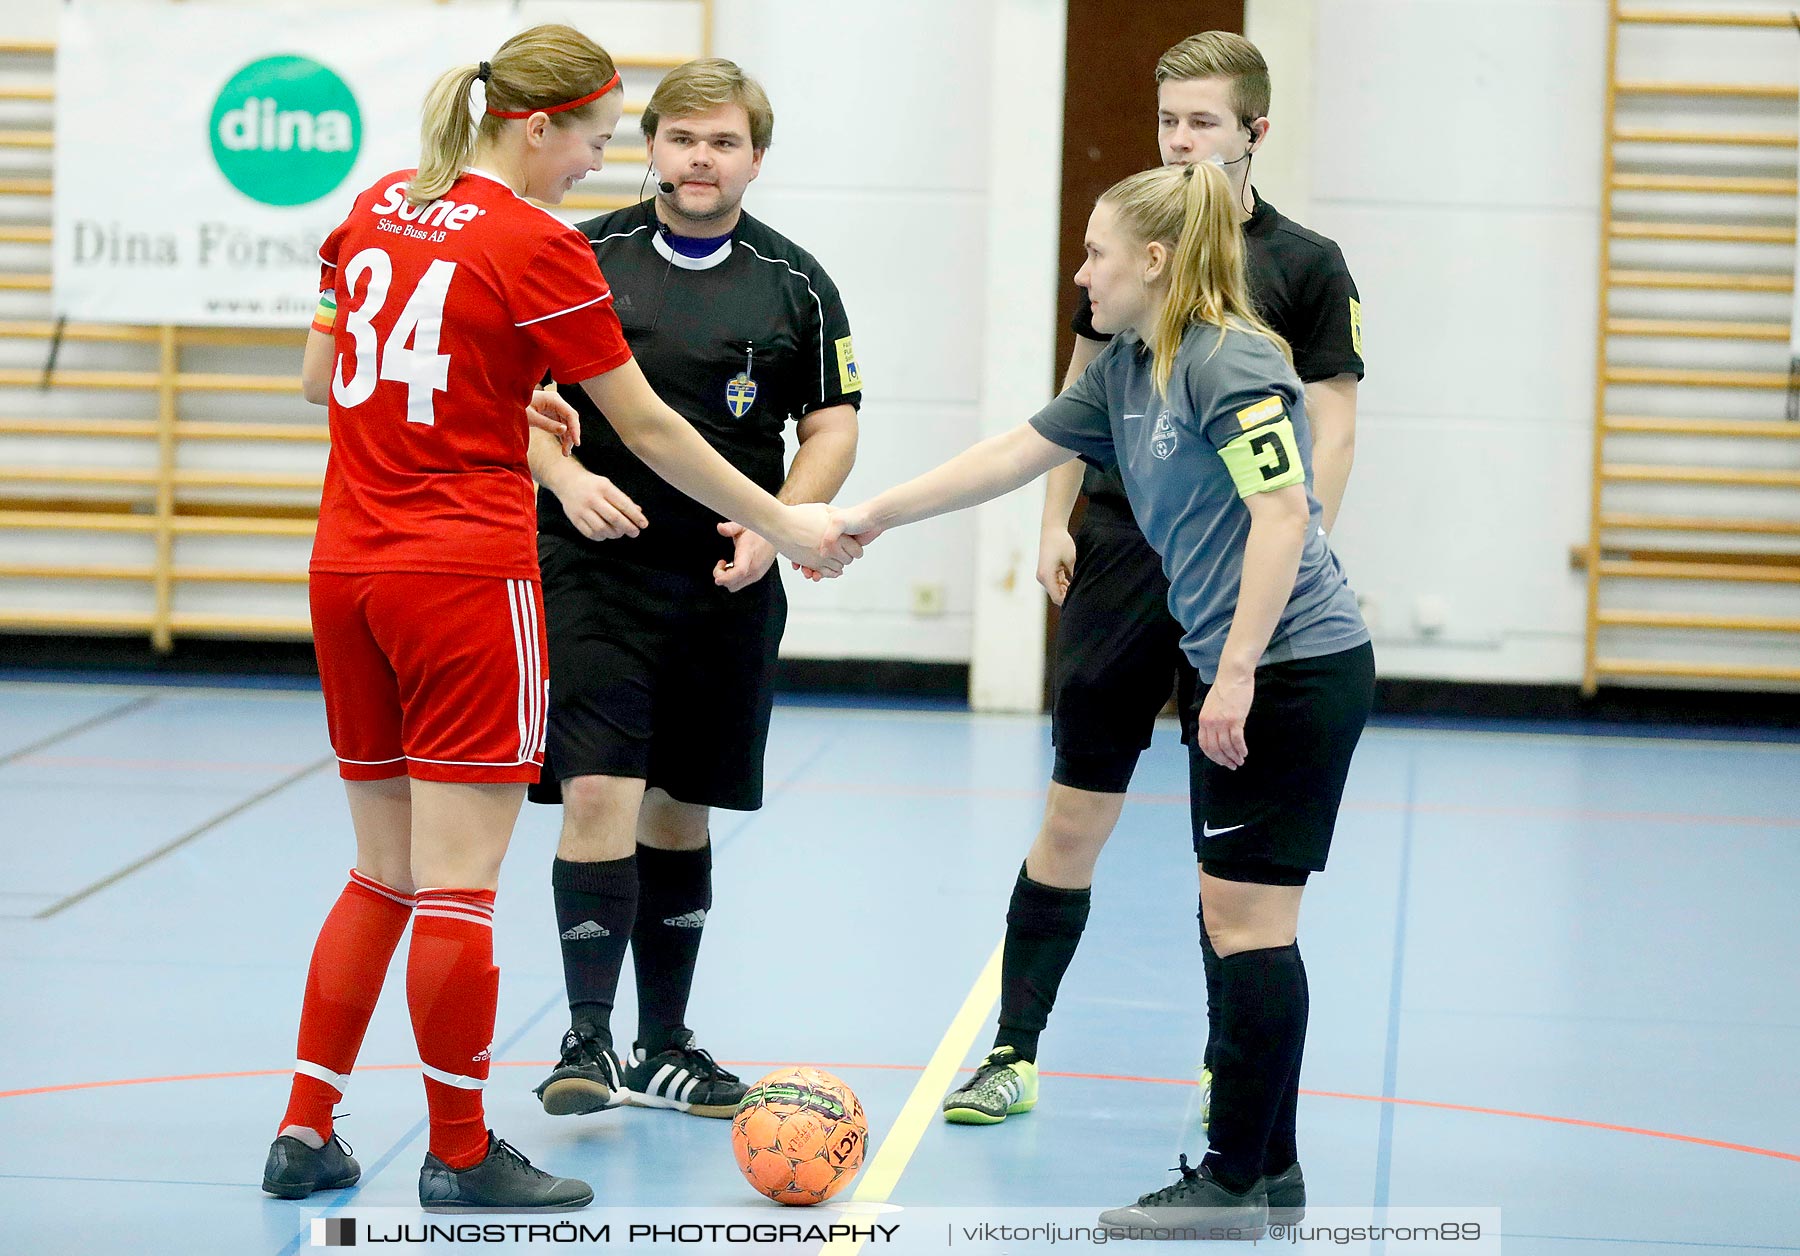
[524,58,861,1119]
[944,30,1363,1216]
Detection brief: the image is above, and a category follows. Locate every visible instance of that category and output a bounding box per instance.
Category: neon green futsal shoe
[942,1046,1039,1124]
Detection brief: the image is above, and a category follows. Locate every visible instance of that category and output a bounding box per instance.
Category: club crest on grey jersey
[1151,411,1179,460]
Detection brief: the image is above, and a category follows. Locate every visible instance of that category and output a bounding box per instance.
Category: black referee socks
[1202,942,1308,1194]
[993,865,1093,1065]
[631,843,713,1056]
[552,854,638,1044]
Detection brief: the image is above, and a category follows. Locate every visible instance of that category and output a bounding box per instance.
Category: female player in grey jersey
[829,161,1375,1236]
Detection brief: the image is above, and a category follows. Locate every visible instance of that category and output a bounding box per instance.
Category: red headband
[485,71,620,119]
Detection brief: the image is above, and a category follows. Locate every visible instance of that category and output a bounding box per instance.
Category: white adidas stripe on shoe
[620,1031,745,1118]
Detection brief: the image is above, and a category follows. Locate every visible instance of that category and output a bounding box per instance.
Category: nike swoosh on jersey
[1201,822,1246,837]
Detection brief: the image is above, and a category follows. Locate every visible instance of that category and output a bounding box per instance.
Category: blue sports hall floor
[1,677,1796,1253]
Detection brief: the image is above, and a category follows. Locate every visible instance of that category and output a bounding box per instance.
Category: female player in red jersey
[262,24,853,1213]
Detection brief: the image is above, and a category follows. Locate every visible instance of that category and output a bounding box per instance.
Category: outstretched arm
[837,423,1076,540]
[575,358,856,574]
[716,403,859,591]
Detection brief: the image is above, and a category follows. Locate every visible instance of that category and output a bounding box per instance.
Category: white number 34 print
[332,246,457,426]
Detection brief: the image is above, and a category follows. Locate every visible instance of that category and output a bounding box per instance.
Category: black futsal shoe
[261,1131,360,1199]
[419,1132,593,1212]
[623,1029,747,1118]
[1263,1162,1306,1224]
[1097,1154,1268,1239]
[534,1025,627,1116]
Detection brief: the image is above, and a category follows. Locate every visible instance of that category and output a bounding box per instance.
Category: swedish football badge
[726,371,758,419]
[1151,411,1179,460]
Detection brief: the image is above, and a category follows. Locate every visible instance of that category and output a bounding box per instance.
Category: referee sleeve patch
[835,336,862,393]
[1350,298,1363,356]
[1219,417,1305,497]
[1234,395,1286,429]
[311,290,337,335]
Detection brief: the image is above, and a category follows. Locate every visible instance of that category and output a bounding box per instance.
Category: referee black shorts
[1190,642,1376,882]
[1049,518,1198,793]
[529,533,787,812]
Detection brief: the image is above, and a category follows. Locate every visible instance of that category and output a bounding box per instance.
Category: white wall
[706,0,997,668]
[1304,0,1611,681]
[1300,0,1799,683]
[1244,0,1316,221]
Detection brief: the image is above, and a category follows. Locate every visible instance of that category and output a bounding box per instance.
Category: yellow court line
[820,939,1003,1256]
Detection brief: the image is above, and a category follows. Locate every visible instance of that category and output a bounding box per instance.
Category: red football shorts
[310,571,548,784]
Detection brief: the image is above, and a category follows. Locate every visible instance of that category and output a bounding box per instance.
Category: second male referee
[524,58,861,1120]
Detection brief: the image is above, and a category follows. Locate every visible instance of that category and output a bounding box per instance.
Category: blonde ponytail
[407,24,620,208]
[411,64,484,206]
[1100,163,1290,399]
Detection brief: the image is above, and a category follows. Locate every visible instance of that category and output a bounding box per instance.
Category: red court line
[1299,1088,1800,1164]
[4,1062,1794,1164]
[0,1063,423,1098]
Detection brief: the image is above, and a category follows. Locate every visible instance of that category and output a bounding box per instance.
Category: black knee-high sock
[1263,945,1307,1176]
[630,843,712,1055]
[1201,943,1308,1194]
[552,855,638,1046]
[1198,899,1221,1073]
[993,865,1092,1064]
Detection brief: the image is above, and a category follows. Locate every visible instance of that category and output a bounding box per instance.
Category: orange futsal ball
[731,1067,867,1206]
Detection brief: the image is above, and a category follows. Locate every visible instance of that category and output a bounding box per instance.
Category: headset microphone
[658,180,676,193]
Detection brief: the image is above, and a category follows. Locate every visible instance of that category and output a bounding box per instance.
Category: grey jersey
[1029,323,1369,683]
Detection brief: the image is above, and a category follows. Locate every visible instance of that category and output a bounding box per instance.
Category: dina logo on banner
[209,55,362,206]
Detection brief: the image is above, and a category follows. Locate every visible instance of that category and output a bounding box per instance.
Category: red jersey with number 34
[310,168,632,579]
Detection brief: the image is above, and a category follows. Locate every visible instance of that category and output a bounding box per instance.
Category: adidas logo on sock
[663,910,707,929]
[561,920,610,940]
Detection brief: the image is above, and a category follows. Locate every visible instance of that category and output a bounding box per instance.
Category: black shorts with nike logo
[1188,641,1376,880]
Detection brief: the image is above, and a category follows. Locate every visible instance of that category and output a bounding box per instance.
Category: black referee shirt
[538,199,863,569]
[1073,190,1362,524]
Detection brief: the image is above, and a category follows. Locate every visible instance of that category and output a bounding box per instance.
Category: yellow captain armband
[1219,417,1305,497]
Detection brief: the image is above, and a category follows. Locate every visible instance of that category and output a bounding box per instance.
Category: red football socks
[280,869,415,1142]
[408,888,500,1169]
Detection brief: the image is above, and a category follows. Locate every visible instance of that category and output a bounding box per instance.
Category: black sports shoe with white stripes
[622,1028,746,1118]
[534,1026,627,1116]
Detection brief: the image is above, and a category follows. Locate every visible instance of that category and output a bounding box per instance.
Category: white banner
[53,0,512,326]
